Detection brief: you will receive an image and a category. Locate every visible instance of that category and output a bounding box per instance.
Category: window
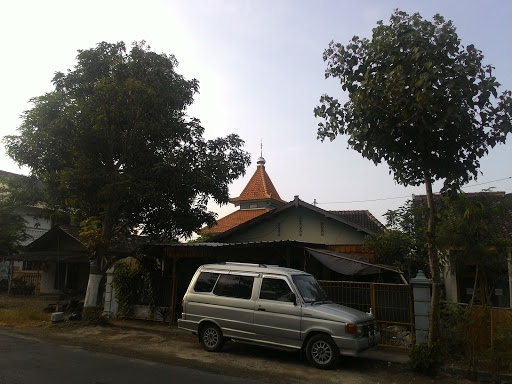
[292,274,330,303]
[194,272,219,292]
[213,274,254,299]
[259,278,293,302]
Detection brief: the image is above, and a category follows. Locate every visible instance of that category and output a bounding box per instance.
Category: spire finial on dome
[257,139,266,166]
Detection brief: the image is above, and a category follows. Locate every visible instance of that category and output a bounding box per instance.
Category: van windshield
[292,274,331,304]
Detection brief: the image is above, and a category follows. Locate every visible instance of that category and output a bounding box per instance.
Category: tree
[365,200,429,282]
[314,10,512,347]
[0,195,27,257]
[4,41,251,318]
[0,173,39,257]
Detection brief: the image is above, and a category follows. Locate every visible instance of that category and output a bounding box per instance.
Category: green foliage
[366,200,429,281]
[84,306,111,326]
[3,40,251,256]
[315,10,511,189]
[437,192,510,305]
[0,202,27,256]
[438,303,512,377]
[0,174,32,256]
[112,254,162,317]
[9,278,36,295]
[78,216,104,252]
[409,342,441,375]
[189,232,217,243]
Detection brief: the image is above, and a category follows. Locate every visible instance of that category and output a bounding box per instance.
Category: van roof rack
[222,262,278,268]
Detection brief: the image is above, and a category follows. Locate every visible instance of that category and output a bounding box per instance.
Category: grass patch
[0,307,48,327]
[0,293,63,327]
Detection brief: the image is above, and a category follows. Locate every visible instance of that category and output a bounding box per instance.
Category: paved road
[0,331,268,384]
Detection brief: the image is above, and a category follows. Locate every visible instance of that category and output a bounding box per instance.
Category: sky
[1,0,511,225]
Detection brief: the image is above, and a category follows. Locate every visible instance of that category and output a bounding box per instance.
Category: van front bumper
[333,331,381,356]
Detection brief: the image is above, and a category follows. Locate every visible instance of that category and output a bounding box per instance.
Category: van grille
[359,320,377,337]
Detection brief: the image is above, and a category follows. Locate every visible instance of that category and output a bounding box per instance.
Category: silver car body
[178,262,380,356]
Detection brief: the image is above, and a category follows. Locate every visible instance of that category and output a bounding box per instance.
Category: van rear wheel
[199,323,225,352]
[306,334,339,369]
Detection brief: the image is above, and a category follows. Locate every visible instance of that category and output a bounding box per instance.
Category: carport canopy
[305,248,407,284]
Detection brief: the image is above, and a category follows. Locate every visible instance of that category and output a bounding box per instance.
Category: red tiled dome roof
[229,164,286,204]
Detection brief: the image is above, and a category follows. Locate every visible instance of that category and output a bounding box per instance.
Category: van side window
[194,272,219,292]
[213,274,254,299]
[259,278,293,302]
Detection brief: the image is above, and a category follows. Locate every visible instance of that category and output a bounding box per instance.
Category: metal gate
[319,281,414,349]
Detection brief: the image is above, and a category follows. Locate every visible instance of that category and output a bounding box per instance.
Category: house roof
[229,157,286,205]
[212,196,385,241]
[329,210,386,236]
[201,208,270,234]
[0,170,25,180]
[5,225,145,261]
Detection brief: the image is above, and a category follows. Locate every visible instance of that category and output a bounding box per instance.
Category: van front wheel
[199,324,225,352]
[306,334,339,369]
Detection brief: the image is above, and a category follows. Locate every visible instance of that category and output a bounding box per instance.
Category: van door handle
[257,308,266,311]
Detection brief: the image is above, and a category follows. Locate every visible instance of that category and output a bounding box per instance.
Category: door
[253,275,302,348]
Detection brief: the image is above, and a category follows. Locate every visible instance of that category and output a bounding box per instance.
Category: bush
[9,278,35,295]
[409,342,441,375]
[111,254,162,318]
[83,306,111,326]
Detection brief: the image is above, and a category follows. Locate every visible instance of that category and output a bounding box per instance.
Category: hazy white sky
[1,0,511,224]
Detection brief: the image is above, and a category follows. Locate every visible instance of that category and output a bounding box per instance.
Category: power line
[316,176,511,205]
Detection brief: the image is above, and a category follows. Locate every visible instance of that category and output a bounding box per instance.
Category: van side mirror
[290,293,297,305]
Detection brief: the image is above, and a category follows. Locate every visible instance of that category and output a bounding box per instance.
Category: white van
[178,262,380,369]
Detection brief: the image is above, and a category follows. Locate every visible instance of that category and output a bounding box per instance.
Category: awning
[305,248,407,284]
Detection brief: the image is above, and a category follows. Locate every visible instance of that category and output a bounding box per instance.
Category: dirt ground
[0,294,481,384]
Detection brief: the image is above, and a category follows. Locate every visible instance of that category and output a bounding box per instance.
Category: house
[131,155,402,322]
[201,155,386,253]
[200,155,286,235]
[4,226,90,295]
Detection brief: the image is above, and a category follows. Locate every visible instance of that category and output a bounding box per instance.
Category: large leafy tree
[314,11,512,347]
[4,41,250,317]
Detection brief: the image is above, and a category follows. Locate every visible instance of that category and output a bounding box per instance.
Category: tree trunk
[82,268,104,320]
[82,208,116,321]
[424,175,442,348]
[82,246,107,321]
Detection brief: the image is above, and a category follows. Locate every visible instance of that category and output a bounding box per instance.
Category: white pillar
[411,270,432,345]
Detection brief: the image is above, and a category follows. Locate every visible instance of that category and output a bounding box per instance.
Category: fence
[10,270,41,294]
[319,280,414,349]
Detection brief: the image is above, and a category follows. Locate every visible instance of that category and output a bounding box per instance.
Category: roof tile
[329,210,386,234]
[201,209,270,234]
[230,164,285,204]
